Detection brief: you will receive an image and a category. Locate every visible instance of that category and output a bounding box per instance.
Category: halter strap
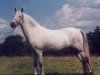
[12,12,24,28]
[13,18,17,22]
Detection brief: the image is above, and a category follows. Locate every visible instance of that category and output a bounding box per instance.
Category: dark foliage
[0,35,31,56]
[87,25,100,55]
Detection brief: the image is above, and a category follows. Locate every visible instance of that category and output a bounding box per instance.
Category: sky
[0,0,100,43]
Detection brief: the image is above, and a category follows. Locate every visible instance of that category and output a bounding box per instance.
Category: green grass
[0,56,100,75]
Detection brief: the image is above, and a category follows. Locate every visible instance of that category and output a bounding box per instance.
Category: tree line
[87,25,100,55]
[0,26,100,56]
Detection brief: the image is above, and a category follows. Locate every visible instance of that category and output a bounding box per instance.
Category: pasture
[0,56,100,75]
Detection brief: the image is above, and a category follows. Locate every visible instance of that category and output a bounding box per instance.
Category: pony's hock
[10,8,93,75]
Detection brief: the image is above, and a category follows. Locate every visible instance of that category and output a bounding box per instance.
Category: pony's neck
[20,13,41,42]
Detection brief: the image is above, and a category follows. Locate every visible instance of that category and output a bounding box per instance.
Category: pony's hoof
[83,72,93,75]
[83,72,87,75]
[89,72,93,75]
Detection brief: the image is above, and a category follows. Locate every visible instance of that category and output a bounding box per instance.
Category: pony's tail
[80,30,90,58]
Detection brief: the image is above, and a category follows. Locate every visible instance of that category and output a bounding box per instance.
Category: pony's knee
[81,59,86,65]
[39,61,43,68]
[82,56,89,65]
[85,56,89,64]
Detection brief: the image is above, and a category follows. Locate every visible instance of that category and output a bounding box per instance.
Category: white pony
[10,8,93,75]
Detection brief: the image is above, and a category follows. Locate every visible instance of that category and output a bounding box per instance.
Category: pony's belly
[43,40,70,50]
[30,39,70,50]
[43,45,67,50]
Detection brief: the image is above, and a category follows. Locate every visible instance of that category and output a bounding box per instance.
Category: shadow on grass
[45,73,83,75]
[24,73,83,75]
[0,73,83,75]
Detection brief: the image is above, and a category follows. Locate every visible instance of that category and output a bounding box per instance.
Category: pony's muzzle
[10,22,17,28]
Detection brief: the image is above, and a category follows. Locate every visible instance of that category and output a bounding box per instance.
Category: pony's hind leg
[77,51,92,75]
[85,55,93,75]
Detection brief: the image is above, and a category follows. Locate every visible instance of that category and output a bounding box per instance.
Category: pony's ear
[21,8,23,12]
[14,8,17,12]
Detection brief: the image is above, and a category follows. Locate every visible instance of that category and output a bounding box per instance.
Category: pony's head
[10,8,24,29]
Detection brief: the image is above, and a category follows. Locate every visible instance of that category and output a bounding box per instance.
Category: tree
[87,25,100,55]
[95,25,100,33]
[0,35,31,56]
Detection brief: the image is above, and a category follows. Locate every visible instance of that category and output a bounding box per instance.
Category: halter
[13,12,24,28]
[0,12,24,34]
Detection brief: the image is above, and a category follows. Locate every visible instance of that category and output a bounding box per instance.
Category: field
[0,56,100,75]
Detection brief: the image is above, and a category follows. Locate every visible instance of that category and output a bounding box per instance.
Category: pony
[10,8,93,75]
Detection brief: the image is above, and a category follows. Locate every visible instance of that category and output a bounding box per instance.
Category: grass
[0,56,100,75]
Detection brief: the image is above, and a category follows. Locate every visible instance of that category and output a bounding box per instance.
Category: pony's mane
[23,12,41,26]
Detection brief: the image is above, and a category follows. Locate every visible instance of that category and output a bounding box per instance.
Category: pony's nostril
[10,22,15,28]
[10,22,13,25]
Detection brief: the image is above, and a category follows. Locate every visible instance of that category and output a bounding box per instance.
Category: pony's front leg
[33,52,39,75]
[31,49,39,75]
[32,49,44,75]
[36,50,44,75]
[34,57,39,75]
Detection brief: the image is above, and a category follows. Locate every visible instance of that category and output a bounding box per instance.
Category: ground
[0,56,100,75]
